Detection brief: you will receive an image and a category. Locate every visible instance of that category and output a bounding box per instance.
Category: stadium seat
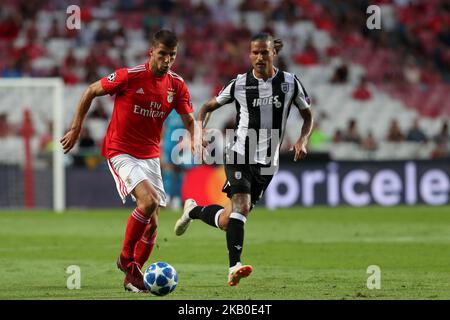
[46,39,72,64]
[243,12,265,33]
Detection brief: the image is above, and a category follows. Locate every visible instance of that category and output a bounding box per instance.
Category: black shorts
[222,162,274,207]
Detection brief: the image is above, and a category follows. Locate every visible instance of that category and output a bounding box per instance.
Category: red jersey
[100,63,193,159]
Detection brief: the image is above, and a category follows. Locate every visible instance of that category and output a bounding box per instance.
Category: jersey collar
[252,67,279,82]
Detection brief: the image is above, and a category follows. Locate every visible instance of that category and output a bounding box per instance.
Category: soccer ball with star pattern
[143,262,178,296]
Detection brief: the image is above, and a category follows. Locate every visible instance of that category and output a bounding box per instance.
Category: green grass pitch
[1,206,450,300]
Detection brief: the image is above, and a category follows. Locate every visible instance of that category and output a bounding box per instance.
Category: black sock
[226,216,245,267]
[189,205,223,228]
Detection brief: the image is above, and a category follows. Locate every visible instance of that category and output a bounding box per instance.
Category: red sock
[134,230,157,267]
[120,208,150,263]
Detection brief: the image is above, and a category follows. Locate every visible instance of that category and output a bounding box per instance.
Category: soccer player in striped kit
[174,33,314,286]
[61,30,199,292]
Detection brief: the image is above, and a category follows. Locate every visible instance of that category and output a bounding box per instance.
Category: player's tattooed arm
[290,108,313,162]
[198,97,223,149]
[60,80,107,154]
[198,98,222,129]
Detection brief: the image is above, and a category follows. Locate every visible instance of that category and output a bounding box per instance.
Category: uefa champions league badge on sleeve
[107,72,116,82]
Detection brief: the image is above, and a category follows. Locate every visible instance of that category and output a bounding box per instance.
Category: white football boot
[174,199,197,236]
[228,262,253,286]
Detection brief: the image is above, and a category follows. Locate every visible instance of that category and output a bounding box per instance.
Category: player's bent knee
[219,215,230,231]
[231,194,251,216]
[138,194,159,217]
[232,204,250,216]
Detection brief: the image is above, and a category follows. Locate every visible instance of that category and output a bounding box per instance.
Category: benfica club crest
[281,82,289,93]
[167,90,175,103]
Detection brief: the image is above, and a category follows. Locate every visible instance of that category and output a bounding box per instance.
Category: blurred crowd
[0,0,300,90]
[1,0,449,89]
[0,0,449,163]
[326,118,450,159]
[320,0,450,80]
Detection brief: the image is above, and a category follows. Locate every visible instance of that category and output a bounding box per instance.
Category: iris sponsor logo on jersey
[252,95,282,108]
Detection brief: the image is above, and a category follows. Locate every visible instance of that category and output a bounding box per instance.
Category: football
[143,262,178,296]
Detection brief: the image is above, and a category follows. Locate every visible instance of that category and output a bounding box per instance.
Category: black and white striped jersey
[216,68,311,166]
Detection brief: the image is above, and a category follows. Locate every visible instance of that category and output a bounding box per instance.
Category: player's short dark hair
[251,33,284,54]
[152,29,178,48]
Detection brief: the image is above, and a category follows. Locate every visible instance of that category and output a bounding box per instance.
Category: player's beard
[156,63,171,76]
[149,61,169,77]
[254,62,272,77]
[160,65,169,73]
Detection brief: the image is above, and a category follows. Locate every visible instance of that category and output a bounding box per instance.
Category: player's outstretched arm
[198,97,222,129]
[197,97,224,153]
[290,108,314,162]
[180,112,202,158]
[60,80,107,154]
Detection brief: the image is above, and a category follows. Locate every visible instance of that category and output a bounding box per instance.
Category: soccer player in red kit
[61,30,198,292]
